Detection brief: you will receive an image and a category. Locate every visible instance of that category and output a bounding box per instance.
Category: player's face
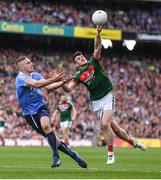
[21,58,34,73]
[74,55,88,67]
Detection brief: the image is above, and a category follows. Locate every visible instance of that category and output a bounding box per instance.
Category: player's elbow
[64,89,71,93]
[63,87,71,93]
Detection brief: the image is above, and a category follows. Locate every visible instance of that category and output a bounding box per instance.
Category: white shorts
[91,92,115,119]
[60,120,72,129]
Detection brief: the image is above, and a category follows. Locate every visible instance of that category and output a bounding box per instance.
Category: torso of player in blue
[15,72,46,116]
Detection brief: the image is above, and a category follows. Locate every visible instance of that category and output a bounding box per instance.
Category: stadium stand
[0,48,160,143]
[0,0,161,32]
[0,0,160,146]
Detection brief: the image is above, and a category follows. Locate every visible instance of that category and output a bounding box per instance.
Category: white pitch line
[0,165,48,169]
[0,165,160,173]
[90,168,161,173]
[0,165,88,171]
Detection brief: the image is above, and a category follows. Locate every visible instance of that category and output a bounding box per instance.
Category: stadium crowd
[0,49,160,144]
[0,1,161,32]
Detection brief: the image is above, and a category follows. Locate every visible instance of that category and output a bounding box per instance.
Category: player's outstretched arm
[26,70,64,88]
[62,79,78,93]
[93,25,103,61]
[45,81,66,90]
[45,75,74,90]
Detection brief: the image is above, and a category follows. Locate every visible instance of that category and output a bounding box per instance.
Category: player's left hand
[63,75,74,83]
[49,70,65,81]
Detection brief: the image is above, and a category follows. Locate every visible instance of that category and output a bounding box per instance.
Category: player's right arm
[62,80,79,92]
[27,71,64,88]
[45,74,73,90]
[93,25,103,61]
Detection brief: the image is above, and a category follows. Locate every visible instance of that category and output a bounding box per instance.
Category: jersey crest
[58,103,70,112]
[80,65,95,84]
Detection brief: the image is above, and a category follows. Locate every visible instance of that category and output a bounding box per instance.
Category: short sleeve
[68,101,74,107]
[89,56,99,65]
[16,74,31,87]
[32,72,44,80]
[74,72,81,83]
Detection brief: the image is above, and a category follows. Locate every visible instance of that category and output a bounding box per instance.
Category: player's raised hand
[63,75,74,83]
[49,70,65,82]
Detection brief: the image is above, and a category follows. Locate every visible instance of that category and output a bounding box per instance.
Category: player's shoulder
[16,72,29,82]
[15,75,21,85]
[58,100,63,105]
[75,70,81,76]
[32,72,41,77]
[74,69,82,82]
[89,56,94,61]
[16,72,26,78]
[67,100,74,106]
[89,55,100,64]
[32,72,44,80]
[15,73,30,87]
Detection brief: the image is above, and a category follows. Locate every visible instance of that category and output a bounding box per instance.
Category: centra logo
[1,22,24,32]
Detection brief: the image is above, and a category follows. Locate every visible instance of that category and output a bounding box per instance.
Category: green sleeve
[89,56,100,67]
[74,71,81,83]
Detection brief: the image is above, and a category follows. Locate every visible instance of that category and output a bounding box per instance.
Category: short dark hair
[73,51,82,61]
[16,56,27,65]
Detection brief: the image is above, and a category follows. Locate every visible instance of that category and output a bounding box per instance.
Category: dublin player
[15,56,87,168]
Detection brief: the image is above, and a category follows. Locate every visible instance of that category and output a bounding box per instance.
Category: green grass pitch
[0,146,160,179]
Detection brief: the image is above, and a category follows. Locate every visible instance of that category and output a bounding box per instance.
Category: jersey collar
[19,71,33,77]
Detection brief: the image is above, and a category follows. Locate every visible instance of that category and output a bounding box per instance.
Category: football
[92,10,108,26]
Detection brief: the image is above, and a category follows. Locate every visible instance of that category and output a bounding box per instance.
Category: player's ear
[20,65,25,71]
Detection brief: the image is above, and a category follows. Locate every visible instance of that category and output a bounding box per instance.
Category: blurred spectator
[0,48,160,142]
[0,1,160,32]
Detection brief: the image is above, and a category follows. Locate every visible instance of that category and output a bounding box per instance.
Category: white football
[92,10,108,26]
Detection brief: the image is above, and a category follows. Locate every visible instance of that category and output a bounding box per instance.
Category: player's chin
[82,60,87,64]
[84,62,88,65]
[80,63,86,67]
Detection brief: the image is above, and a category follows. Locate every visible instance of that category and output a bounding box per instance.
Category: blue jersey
[15,72,46,116]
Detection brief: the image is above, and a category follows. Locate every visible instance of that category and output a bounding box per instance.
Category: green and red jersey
[74,57,113,101]
[56,100,73,122]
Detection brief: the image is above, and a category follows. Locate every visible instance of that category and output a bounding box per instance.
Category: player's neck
[21,70,32,76]
[79,62,88,69]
